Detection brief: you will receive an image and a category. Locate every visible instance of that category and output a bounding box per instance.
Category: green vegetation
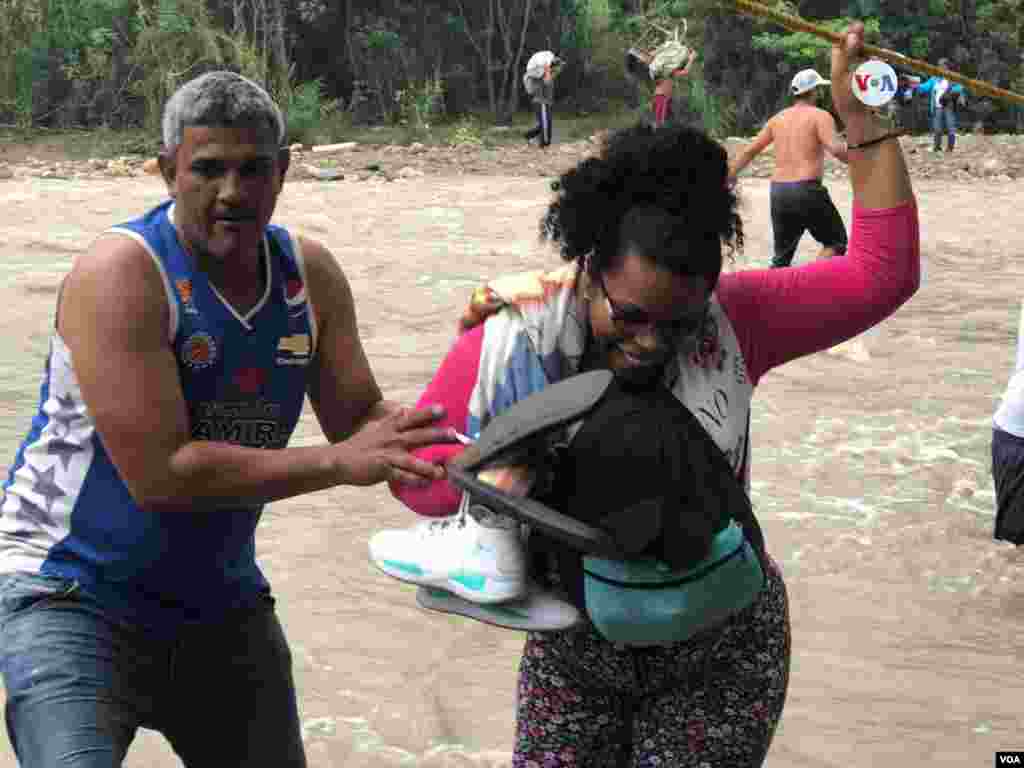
[753,17,882,70]
[0,0,1020,143]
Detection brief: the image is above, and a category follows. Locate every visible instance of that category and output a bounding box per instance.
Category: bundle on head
[648,39,692,80]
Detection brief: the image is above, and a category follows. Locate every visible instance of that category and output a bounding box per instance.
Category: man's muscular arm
[59,236,449,513]
[728,119,774,182]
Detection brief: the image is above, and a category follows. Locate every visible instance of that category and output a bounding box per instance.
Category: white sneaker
[369,504,528,604]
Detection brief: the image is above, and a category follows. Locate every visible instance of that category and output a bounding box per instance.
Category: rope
[725,0,1024,107]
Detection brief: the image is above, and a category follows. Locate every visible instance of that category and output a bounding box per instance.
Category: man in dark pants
[768,180,850,269]
[727,68,850,268]
[915,59,967,153]
[524,59,558,148]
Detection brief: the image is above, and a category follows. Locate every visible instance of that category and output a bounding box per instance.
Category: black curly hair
[541,122,743,290]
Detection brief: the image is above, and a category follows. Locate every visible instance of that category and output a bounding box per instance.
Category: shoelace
[417,509,469,538]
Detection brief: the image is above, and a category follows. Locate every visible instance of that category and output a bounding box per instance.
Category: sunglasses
[597,271,708,339]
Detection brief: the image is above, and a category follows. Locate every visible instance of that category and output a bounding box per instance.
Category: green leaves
[155,0,193,35]
[910,32,930,58]
[366,28,401,50]
[752,15,881,67]
[444,13,466,35]
[283,79,324,144]
[977,0,1024,45]
[47,0,135,50]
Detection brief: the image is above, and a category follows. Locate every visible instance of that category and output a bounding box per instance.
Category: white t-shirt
[994,302,1024,436]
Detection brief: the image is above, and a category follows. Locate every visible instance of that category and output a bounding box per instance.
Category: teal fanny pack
[582,522,765,646]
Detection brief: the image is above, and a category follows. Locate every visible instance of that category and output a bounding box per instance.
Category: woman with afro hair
[381,23,918,766]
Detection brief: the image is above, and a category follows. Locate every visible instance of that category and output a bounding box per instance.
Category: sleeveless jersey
[0,200,317,631]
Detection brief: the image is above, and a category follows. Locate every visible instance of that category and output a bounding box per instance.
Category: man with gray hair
[0,70,454,767]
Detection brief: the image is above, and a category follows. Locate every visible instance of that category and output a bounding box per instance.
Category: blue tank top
[0,200,317,631]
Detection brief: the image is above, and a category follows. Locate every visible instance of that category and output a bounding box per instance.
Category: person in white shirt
[992,302,1024,544]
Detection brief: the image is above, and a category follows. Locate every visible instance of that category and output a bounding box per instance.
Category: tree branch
[506,0,535,115]
[513,0,534,79]
[495,0,512,60]
[454,0,488,64]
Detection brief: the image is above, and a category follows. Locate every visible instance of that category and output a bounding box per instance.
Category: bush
[395,76,445,129]
[283,79,324,145]
[568,21,646,113]
[448,115,484,147]
[686,73,736,138]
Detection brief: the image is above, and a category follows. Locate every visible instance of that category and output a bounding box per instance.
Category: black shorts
[991,427,1024,545]
[769,180,848,268]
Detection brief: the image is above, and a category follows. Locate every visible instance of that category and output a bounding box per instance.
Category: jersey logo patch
[182,331,219,370]
[176,278,199,315]
[276,334,311,366]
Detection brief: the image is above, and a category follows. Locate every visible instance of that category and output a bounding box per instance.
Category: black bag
[447,371,768,645]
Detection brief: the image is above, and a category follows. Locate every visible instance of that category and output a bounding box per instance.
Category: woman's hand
[829,21,878,144]
[830,21,913,207]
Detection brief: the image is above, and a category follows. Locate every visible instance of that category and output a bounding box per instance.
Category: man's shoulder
[770,106,806,128]
[811,106,836,122]
[777,105,833,125]
[76,234,169,303]
[63,230,169,329]
[110,199,172,232]
[285,232,331,269]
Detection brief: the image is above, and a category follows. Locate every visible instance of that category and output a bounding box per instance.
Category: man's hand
[673,50,697,78]
[334,404,457,487]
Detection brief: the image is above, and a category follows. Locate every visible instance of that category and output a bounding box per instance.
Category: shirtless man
[728,68,850,268]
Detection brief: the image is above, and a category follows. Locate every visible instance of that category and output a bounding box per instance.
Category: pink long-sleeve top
[392,200,920,516]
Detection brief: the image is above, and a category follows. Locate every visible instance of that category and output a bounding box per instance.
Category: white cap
[790,69,830,96]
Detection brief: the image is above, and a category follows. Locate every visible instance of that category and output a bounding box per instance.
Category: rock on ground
[1,133,1022,185]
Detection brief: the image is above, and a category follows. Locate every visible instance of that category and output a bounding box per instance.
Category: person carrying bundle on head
[523,51,564,148]
[626,27,698,127]
[914,58,968,153]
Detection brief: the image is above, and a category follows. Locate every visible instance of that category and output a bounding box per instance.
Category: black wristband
[848,130,906,151]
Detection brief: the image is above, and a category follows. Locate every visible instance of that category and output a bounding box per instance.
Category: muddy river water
[0,173,1020,766]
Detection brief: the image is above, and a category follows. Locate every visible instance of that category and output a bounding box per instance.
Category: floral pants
[513,561,790,767]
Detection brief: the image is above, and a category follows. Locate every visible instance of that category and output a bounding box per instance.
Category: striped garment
[455,264,754,487]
